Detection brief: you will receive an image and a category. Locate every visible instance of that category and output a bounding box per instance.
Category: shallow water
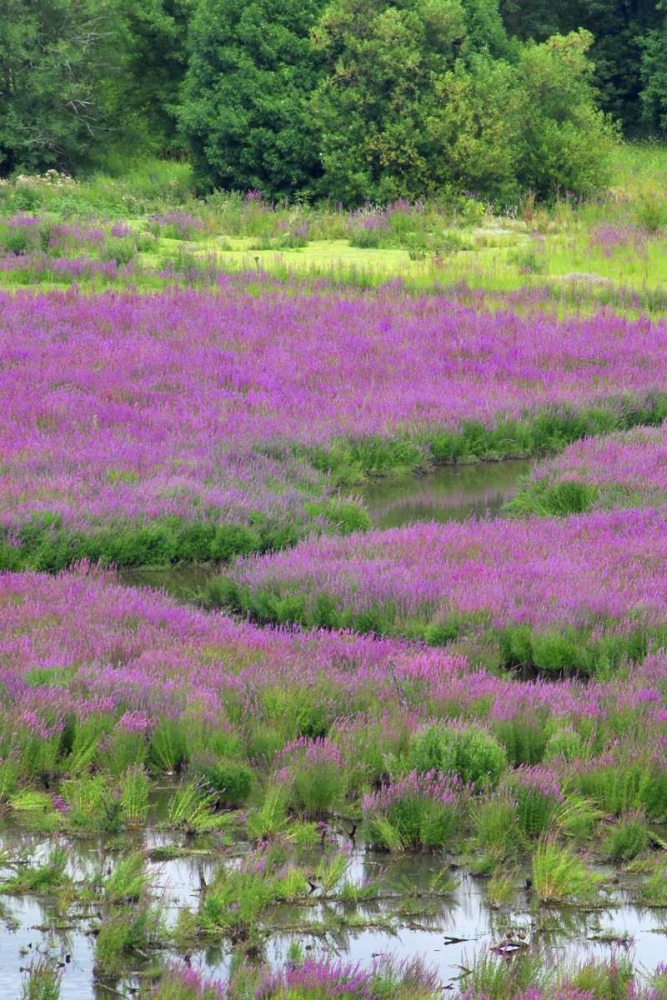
[1,826,666,999]
[362,459,531,529]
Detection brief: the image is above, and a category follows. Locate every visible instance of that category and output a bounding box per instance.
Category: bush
[195,758,254,808]
[100,237,136,266]
[409,723,507,789]
[544,727,585,763]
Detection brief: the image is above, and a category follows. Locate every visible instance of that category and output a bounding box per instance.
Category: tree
[0,0,123,175]
[499,0,665,135]
[311,0,611,206]
[512,31,615,198]
[310,0,480,204]
[178,0,327,197]
[641,4,667,135]
[119,0,194,152]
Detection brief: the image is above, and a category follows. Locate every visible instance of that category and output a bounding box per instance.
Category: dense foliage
[178,0,327,197]
[182,1,612,204]
[500,0,667,134]
[0,0,663,202]
[0,0,124,174]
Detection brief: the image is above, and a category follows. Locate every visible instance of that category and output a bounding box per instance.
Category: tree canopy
[0,0,662,202]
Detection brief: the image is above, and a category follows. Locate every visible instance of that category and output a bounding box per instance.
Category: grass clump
[506,479,600,517]
[102,852,150,905]
[94,904,162,977]
[473,794,522,870]
[21,957,62,1000]
[0,847,70,895]
[603,812,649,862]
[532,837,603,905]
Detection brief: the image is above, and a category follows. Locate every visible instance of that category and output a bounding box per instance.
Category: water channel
[119,459,533,599]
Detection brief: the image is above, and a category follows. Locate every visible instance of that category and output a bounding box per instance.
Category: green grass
[0,141,665,308]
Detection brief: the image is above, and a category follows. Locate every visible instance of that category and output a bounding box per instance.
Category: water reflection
[362,460,531,529]
[1,828,666,1000]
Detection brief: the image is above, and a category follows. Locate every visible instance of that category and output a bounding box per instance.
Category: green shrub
[635,188,667,233]
[544,727,585,763]
[196,758,254,808]
[409,723,507,789]
[100,237,136,266]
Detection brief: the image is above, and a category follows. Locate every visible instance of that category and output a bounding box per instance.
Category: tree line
[1,0,665,205]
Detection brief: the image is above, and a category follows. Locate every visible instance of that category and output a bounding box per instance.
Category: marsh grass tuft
[532,837,603,905]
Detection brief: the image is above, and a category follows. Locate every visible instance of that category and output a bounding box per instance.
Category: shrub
[195,758,254,808]
[635,188,667,234]
[544,726,585,763]
[409,723,507,789]
[100,237,136,266]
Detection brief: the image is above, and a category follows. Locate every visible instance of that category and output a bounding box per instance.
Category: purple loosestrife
[2,569,667,805]
[520,422,667,509]
[2,283,667,543]
[229,505,667,643]
[1,569,667,742]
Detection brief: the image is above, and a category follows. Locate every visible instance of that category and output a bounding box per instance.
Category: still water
[361,459,531,529]
[1,825,665,1000]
